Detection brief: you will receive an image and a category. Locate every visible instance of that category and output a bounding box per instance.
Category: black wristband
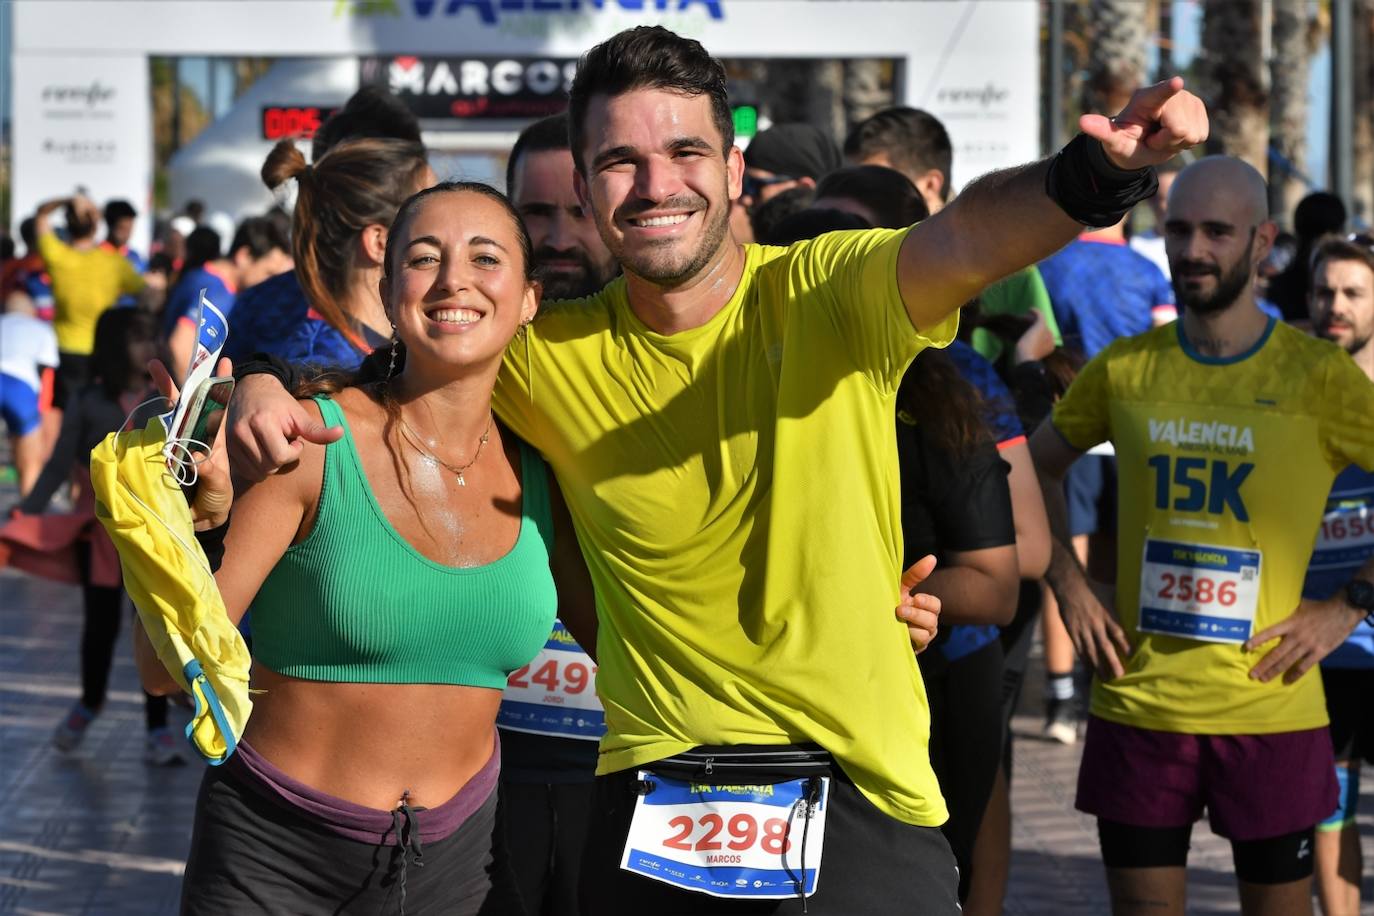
[233,352,301,391]
[194,515,231,574]
[1045,133,1159,228]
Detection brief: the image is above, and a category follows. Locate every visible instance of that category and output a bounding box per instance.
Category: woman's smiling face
[385,189,538,372]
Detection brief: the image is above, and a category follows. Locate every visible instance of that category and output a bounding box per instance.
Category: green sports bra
[248,395,558,688]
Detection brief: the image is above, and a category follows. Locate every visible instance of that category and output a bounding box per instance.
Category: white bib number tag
[1313,498,1374,568]
[497,621,604,740]
[620,772,829,899]
[1138,537,1261,644]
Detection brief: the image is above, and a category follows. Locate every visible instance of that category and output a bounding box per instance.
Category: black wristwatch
[1345,579,1374,625]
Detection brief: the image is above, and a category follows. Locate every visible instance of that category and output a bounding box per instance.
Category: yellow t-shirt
[495,228,957,826]
[38,232,145,354]
[1052,318,1374,734]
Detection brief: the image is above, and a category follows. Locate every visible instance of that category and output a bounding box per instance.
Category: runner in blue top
[948,340,1024,445]
[223,269,313,361]
[165,219,290,378]
[226,88,431,371]
[226,91,420,368]
[1306,234,1374,916]
[1039,223,1177,360]
[230,270,366,369]
[163,228,236,333]
[242,138,431,372]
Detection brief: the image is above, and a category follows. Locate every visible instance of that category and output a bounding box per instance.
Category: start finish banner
[10,54,153,257]
[12,2,1038,237]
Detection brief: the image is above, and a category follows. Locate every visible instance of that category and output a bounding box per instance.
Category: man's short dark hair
[1309,234,1374,286]
[103,199,137,226]
[312,85,423,160]
[1293,192,1347,243]
[814,165,929,229]
[761,208,870,247]
[147,252,174,277]
[185,226,222,271]
[750,186,814,243]
[843,107,953,202]
[567,26,733,173]
[506,113,571,196]
[64,202,97,241]
[229,215,289,261]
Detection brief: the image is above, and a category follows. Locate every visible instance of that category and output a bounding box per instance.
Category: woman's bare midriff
[242,663,503,811]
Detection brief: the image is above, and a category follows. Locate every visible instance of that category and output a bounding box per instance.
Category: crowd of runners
[2,23,1373,916]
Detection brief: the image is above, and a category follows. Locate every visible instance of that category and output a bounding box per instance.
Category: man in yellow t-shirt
[1032,157,1374,916]
[229,27,1207,913]
[33,195,147,409]
[503,30,1203,914]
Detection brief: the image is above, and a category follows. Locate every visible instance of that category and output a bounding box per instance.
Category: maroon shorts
[1076,715,1338,841]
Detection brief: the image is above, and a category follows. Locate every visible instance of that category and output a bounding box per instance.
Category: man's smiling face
[575,87,742,288]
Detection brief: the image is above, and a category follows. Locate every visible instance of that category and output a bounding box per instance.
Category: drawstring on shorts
[391,791,425,915]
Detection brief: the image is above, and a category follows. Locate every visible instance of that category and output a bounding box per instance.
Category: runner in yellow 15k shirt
[1033,156,1374,916]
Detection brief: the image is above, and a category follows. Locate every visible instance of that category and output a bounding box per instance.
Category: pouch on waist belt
[648,743,833,783]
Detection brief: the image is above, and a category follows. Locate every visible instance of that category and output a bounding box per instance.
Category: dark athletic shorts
[579,745,960,915]
[499,779,594,915]
[1066,453,1117,538]
[1322,667,1374,765]
[181,751,520,915]
[920,639,1004,899]
[498,728,598,913]
[1076,715,1338,841]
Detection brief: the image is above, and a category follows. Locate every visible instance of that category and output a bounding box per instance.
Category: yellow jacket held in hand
[89,419,251,764]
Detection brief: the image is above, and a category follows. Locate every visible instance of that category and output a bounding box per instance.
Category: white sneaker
[144,728,187,766]
[1043,697,1079,745]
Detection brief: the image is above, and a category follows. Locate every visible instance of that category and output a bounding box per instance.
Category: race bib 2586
[1138,537,1261,644]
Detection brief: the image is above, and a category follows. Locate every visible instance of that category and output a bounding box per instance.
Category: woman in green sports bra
[139,182,597,915]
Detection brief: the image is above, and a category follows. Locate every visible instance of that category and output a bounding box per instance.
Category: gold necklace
[395,409,493,487]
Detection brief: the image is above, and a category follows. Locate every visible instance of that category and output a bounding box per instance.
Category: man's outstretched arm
[896,77,1208,332]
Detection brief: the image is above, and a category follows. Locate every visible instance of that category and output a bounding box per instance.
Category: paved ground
[2,562,1373,913]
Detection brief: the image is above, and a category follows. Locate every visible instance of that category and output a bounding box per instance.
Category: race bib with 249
[497,620,604,741]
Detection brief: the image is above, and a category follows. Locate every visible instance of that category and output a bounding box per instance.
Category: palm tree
[1201,0,1270,175]
[1084,0,1152,116]
[1354,0,1374,225]
[1270,0,1317,224]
